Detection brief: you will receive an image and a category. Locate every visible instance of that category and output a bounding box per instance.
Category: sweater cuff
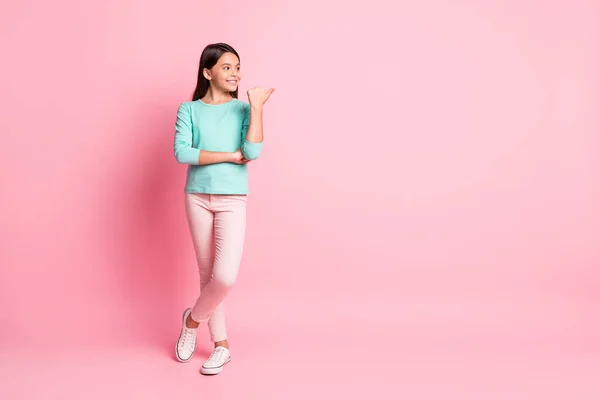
[242,139,263,160]
[186,147,201,165]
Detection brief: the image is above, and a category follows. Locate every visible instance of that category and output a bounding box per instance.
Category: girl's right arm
[174,103,240,165]
[197,149,243,165]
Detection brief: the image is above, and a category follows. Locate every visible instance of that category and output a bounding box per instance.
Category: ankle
[186,314,199,329]
[214,340,229,349]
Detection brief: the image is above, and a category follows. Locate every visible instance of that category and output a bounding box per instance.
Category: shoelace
[179,328,196,348]
[207,348,226,364]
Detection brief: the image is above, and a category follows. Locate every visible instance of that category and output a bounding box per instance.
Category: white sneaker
[175,308,197,362]
[200,346,231,375]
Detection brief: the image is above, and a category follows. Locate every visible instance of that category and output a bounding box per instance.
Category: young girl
[173,42,274,375]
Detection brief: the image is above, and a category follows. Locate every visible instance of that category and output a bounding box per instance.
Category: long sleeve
[173,102,201,165]
[240,103,263,160]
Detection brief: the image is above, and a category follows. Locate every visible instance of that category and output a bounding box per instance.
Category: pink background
[1,0,599,398]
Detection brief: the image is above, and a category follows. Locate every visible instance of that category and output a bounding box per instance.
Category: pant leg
[184,193,227,342]
[190,195,247,331]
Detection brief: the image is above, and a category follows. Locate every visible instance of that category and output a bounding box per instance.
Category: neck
[201,87,234,104]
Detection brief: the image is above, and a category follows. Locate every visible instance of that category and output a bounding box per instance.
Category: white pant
[185,193,247,342]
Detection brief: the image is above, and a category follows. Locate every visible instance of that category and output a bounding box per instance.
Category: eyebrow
[221,63,241,66]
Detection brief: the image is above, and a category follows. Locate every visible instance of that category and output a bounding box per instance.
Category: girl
[173,43,274,375]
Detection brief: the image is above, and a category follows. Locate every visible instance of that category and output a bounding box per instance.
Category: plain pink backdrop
[1,0,599,398]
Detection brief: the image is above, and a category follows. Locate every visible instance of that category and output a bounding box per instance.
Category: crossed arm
[173,102,263,166]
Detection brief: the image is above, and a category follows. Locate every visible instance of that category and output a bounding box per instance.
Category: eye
[224,66,229,70]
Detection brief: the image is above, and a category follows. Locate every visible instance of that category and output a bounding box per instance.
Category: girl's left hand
[247,87,275,107]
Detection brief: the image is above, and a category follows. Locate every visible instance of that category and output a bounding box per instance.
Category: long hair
[192,43,240,101]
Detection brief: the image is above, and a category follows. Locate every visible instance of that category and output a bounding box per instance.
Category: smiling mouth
[227,80,238,85]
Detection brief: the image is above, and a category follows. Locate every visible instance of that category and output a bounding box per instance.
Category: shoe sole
[201,356,231,375]
[175,308,194,363]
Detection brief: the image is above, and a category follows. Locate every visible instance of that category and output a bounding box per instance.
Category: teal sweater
[173,98,263,194]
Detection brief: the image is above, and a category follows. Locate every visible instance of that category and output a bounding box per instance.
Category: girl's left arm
[241,87,274,161]
[241,104,264,160]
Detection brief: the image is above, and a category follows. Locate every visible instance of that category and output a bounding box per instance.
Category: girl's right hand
[231,149,250,165]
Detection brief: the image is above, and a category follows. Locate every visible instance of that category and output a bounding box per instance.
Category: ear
[203,68,211,81]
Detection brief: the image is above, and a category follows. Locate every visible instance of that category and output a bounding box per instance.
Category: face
[204,52,241,93]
